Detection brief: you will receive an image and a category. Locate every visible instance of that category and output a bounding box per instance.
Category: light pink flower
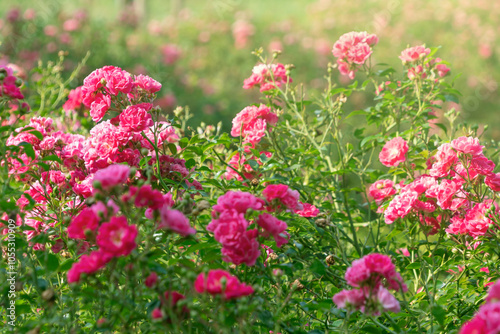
[377,286,401,313]
[379,137,408,167]
[158,207,196,236]
[399,45,431,63]
[93,164,130,190]
[451,136,484,156]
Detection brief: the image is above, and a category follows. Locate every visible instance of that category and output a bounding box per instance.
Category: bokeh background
[1,0,499,136]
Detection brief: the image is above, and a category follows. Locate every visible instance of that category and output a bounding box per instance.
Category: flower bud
[291,279,304,291]
[42,289,55,301]
[325,255,335,266]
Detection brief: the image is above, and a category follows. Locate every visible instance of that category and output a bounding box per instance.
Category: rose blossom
[379,137,408,167]
[93,164,131,190]
[194,269,254,299]
[96,216,138,257]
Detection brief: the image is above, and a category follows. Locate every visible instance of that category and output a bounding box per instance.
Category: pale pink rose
[158,207,196,236]
[93,164,130,190]
[379,137,408,167]
[399,45,431,63]
[451,136,484,156]
[376,286,401,313]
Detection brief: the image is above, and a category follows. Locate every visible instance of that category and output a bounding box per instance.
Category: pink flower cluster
[81,65,161,122]
[376,136,500,240]
[243,63,291,92]
[66,164,196,283]
[459,280,500,334]
[67,212,138,283]
[207,185,317,265]
[331,31,378,79]
[4,66,201,274]
[231,104,278,152]
[399,46,450,80]
[0,65,24,100]
[195,269,254,299]
[333,253,405,316]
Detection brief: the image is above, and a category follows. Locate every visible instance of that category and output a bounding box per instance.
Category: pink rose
[93,164,131,190]
[158,207,196,236]
[96,216,138,257]
[194,270,254,299]
[119,103,154,132]
[379,137,408,167]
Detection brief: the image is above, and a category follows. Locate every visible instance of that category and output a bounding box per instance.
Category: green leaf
[18,142,35,159]
[185,158,196,169]
[168,143,177,155]
[247,160,259,171]
[42,154,62,163]
[431,305,446,326]
[444,94,459,103]
[406,262,421,270]
[47,253,59,272]
[179,137,189,149]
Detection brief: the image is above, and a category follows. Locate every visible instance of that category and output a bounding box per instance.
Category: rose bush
[1,31,499,334]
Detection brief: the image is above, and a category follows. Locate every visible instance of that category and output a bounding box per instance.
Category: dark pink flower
[96,216,138,257]
[256,213,289,247]
[119,103,154,132]
[194,270,254,299]
[294,202,320,217]
[67,208,99,239]
[145,272,158,288]
[67,250,112,283]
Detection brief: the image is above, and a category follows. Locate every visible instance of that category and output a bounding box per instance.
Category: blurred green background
[1,0,499,136]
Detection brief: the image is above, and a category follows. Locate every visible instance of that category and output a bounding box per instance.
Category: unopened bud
[173,106,183,117]
[272,269,283,276]
[325,255,335,266]
[42,289,55,301]
[196,200,210,211]
[315,218,327,227]
[26,328,40,334]
[269,253,279,260]
[291,279,304,291]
